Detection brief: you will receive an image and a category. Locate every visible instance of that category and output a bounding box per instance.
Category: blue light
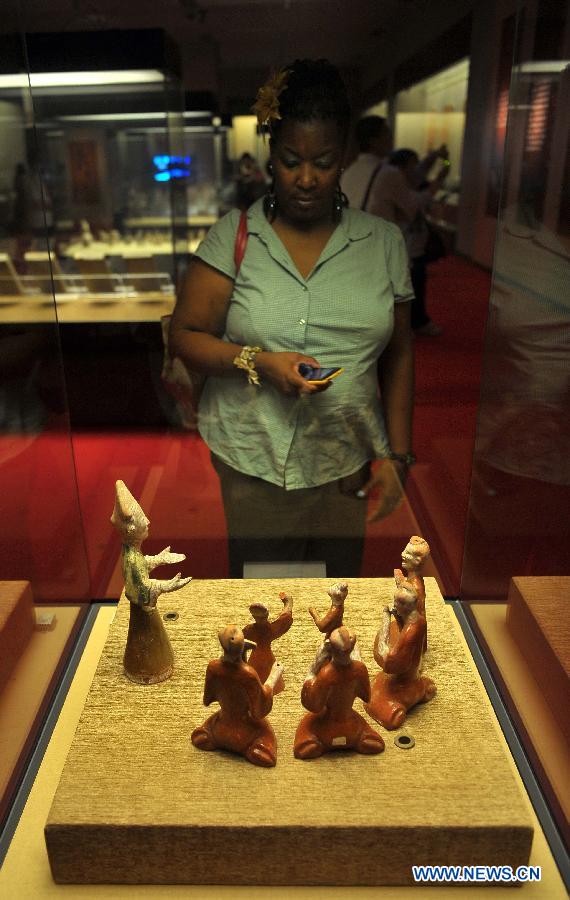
[152,154,192,181]
[153,155,171,171]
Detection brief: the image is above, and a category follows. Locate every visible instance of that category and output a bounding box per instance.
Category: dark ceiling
[2,0,473,111]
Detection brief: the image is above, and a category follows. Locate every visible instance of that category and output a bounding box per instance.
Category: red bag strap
[233,209,249,273]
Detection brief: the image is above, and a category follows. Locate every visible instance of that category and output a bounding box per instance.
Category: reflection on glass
[0,24,90,834]
[169,60,420,580]
[462,53,570,600]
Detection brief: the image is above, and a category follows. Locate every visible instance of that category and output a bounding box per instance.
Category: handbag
[161,209,249,430]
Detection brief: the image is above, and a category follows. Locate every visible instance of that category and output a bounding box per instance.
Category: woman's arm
[360,301,414,521]
[378,300,414,457]
[169,258,327,395]
[169,258,243,376]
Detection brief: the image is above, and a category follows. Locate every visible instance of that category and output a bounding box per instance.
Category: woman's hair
[388,148,419,168]
[270,59,351,142]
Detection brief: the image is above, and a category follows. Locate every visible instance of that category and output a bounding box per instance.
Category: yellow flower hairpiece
[251,68,290,131]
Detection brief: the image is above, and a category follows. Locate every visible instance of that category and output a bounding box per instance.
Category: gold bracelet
[233,345,263,385]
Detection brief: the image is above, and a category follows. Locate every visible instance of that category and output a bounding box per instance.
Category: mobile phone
[299,364,344,384]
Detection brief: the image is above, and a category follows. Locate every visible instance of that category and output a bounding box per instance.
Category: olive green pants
[212,454,370,579]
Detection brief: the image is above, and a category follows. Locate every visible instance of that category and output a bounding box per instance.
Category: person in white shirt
[341,116,393,211]
[345,116,449,336]
[369,148,448,232]
[380,148,449,335]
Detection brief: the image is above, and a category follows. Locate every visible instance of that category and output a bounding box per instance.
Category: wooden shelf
[0,294,174,324]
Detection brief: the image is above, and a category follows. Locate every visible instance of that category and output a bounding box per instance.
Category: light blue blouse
[194,198,413,489]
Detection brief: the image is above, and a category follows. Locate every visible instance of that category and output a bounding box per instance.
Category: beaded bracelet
[233,345,263,386]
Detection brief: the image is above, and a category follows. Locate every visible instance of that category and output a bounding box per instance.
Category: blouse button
[299,318,306,325]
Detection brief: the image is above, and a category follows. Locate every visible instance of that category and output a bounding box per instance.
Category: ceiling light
[0,70,164,89]
[59,111,212,122]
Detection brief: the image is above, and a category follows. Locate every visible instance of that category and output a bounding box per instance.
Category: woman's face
[270,119,344,227]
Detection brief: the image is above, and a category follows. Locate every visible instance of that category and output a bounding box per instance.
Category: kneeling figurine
[192,625,283,768]
[365,571,436,730]
[242,591,293,694]
[294,626,384,760]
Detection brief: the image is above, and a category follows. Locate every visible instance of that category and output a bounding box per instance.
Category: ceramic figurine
[243,592,293,694]
[294,626,384,760]
[192,625,283,768]
[309,581,348,638]
[399,535,430,648]
[111,480,191,685]
[365,571,436,730]
[309,581,362,667]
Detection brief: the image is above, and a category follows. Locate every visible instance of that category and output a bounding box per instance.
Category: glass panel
[16,30,191,596]
[462,0,570,602]
[0,12,89,830]
[461,0,569,844]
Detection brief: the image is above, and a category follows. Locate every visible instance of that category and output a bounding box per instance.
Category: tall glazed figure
[170,60,415,577]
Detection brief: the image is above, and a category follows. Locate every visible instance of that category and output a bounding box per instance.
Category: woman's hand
[256,351,331,396]
[358,459,407,522]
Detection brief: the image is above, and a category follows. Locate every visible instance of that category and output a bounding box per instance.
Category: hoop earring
[333,184,348,220]
[264,185,277,221]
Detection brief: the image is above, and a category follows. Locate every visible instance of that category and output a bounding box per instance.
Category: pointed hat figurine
[111,480,191,685]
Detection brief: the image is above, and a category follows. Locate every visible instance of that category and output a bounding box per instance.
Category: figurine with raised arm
[111,480,191,684]
[309,581,348,638]
[294,626,384,760]
[242,591,293,694]
[365,571,436,730]
[192,625,283,768]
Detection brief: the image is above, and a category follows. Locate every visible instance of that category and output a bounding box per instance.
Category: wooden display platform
[506,577,570,747]
[0,581,35,693]
[470,602,570,847]
[45,579,533,886]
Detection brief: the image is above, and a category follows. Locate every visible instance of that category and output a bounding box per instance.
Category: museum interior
[0,0,568,892]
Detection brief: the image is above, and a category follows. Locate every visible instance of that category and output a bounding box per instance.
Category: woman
[170,60,415,578]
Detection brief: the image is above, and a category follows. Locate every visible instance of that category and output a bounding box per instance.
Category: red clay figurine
[309,581,348,638]
[294,625,384,760]
[366,572,436,730]
[243,592,293,693]
[192,625,283,767]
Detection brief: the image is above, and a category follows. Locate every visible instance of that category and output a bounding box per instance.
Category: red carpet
[0,254,491,600]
